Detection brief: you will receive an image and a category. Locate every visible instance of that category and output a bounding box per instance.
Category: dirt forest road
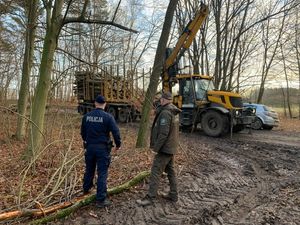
[58,128,300,225]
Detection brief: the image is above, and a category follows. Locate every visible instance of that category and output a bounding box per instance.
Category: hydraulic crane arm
[162,3,209,92]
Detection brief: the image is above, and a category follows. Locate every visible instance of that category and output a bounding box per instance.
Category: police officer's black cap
[161,92,172,100]
[95,95,106,104]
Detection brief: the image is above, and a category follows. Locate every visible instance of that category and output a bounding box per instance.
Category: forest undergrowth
[0,105,299,222]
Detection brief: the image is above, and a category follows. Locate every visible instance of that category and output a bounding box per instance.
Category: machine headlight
[251,108,256,114]
[234,109,242,116]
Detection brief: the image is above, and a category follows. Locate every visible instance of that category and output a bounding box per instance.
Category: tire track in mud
[206,135,300,225]
[59,131,300,225]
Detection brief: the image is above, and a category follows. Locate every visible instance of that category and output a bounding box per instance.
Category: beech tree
[26,0,137,158]
[16,0,39,140]
[136,0,179,147]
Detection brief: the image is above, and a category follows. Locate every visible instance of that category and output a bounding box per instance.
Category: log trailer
[162,3,254,136]
[74,71,143,122]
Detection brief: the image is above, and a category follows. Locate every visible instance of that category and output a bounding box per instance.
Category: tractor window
[172,82,179,95]
[194,79,214,100]
[181,79,194,106]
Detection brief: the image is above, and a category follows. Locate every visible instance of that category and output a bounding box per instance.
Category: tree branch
[0,171,150,223]
[62,18,138,33]
[56,47,95,67]
[112,0,122,23]
[80,0,89,18]
[237,1,300,39]
[62,0,74,22]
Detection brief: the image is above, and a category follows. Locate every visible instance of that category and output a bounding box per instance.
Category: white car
[243,103,279,130]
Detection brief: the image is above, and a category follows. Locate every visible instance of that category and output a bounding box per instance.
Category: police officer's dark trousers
[83,144,111,202]
[148,152,177,198]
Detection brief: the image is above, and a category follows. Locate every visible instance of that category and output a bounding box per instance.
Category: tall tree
[280,43,293,118]
[256,5,286,103]
[295,8,300,119]
[26,0,137,158]
[136,0,179,148]
[16,0,39,140]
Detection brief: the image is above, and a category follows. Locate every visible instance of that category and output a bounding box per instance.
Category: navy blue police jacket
[81,108,121,148]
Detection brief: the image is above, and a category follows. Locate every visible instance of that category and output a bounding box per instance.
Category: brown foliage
[0,109,155,216]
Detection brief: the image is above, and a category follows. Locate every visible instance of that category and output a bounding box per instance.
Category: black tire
[201,111,228,137]
[107,107,117,120]
[118,108,129,123]
[263,125,273,130]
[251,117,263,130]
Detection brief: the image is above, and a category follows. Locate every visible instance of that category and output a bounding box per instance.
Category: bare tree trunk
[281,43,293,118]
[26,0,64,157]
[211,0,222,89]
[281,87,287,117]
[295,10,300,119]
[16,0,39,140]
[257,12,286,103]
[25,0,138,158]
[227,0,251,91]
[136,0,179,148]
[192,40,200,74]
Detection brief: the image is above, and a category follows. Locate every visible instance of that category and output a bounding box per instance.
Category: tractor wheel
[118,108,129,123]
[201,111,228,137]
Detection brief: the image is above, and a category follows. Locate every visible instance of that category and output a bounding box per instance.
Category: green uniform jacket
[150,103,181,154]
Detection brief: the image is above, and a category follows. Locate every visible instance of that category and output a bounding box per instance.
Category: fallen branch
[0,171,150,224]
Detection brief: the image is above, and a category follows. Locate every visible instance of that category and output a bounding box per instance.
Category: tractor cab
[173,74,214,109]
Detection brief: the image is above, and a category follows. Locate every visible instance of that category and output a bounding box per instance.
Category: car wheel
[251,117,263,130]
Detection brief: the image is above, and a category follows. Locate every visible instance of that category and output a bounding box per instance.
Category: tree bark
[26,0,64,157]
[136,0,179,148]
[295,10,300,119]
[26,0,137,158]
[16,0,39,140]
[281,87,287,117]
[212,0,222,89]
[281,44,293,118]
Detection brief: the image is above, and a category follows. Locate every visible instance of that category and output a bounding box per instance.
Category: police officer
[81,95,121,208]
[136,91,181,206]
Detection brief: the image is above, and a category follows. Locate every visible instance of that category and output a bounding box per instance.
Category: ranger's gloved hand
[114,146,121,151]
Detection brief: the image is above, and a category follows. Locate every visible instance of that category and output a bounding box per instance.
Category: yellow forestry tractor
[162,3,254,137]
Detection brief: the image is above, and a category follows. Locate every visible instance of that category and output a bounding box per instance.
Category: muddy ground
[54,126,300,225]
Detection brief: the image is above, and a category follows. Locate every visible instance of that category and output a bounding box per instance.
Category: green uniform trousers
[148,152,178,198]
